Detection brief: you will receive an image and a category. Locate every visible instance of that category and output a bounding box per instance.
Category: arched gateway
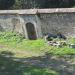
[26,22,37,40]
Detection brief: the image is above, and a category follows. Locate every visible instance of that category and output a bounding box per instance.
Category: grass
[0,31,75,75]
[0,31,75,57]
[0,51,59,75]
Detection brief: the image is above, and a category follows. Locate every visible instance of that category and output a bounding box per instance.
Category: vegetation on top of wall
[0,0,15,9]
[0,0,75,9]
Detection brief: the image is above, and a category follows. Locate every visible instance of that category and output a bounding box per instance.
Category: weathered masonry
[0,8,75,39]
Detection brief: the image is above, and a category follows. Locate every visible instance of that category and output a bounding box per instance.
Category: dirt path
[0,44,7,48]
[13,54,75,75]
[0,44,75,75]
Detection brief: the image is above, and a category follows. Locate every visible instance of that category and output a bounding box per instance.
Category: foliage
[0,31,75,57]
[0,31,24,43]
[0,51,59,75]
[67,38,75,44]
[0,0,75,9]
[12,0,22,9]
[0,32,74,75]
[0,0,15,9]
[47,46,75,55]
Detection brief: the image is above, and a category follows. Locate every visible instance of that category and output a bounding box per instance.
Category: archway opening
[26,22,37,40]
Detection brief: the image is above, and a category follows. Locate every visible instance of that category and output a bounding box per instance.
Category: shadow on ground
[0,51,75,75]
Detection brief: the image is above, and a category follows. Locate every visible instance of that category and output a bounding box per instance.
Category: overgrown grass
[0,31,48,57]
[0,31,75,75]
[0,31,75,57]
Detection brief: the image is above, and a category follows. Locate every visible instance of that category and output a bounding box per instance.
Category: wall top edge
[0,8,75,14]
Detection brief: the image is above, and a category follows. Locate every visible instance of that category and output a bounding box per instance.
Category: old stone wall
[0,14,23,33]
[0,9,75,39]
[39,13,75,37]
[0,14,42,39]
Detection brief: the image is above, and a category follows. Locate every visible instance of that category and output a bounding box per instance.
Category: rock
[69,44,75,48]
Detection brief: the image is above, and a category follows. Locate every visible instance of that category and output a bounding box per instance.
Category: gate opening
[26,22,37,40]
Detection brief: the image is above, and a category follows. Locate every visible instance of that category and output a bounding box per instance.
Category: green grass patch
[0,31,75,57]
[0,31,75,75]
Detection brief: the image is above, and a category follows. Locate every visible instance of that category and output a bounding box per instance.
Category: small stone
[69,44,75,48]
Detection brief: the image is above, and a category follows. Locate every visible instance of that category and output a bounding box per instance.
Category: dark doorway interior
[26,22,37,40]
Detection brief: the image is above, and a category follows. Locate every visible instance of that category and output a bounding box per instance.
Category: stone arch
[26,22,37,40]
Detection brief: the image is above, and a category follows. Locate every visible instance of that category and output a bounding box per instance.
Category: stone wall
[0,9,75,39]
[0,14,42,39]
[0,14,23,33]
[39,13,75,37]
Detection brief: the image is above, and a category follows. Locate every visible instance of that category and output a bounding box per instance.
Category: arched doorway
[26,22,37,40]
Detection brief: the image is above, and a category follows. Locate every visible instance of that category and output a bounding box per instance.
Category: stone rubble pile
[44,34,75,48]
[47,41,67,48]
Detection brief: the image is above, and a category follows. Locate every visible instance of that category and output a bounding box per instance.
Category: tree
[0,0,15,9]
[21,0,45,9]
[0,0,75,10]
[12,0,22,9]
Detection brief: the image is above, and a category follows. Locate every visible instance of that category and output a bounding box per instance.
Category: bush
[0,31,24,42]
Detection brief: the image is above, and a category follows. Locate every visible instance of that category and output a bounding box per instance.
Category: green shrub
[68,38,75,44]
[0,31,24,43]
